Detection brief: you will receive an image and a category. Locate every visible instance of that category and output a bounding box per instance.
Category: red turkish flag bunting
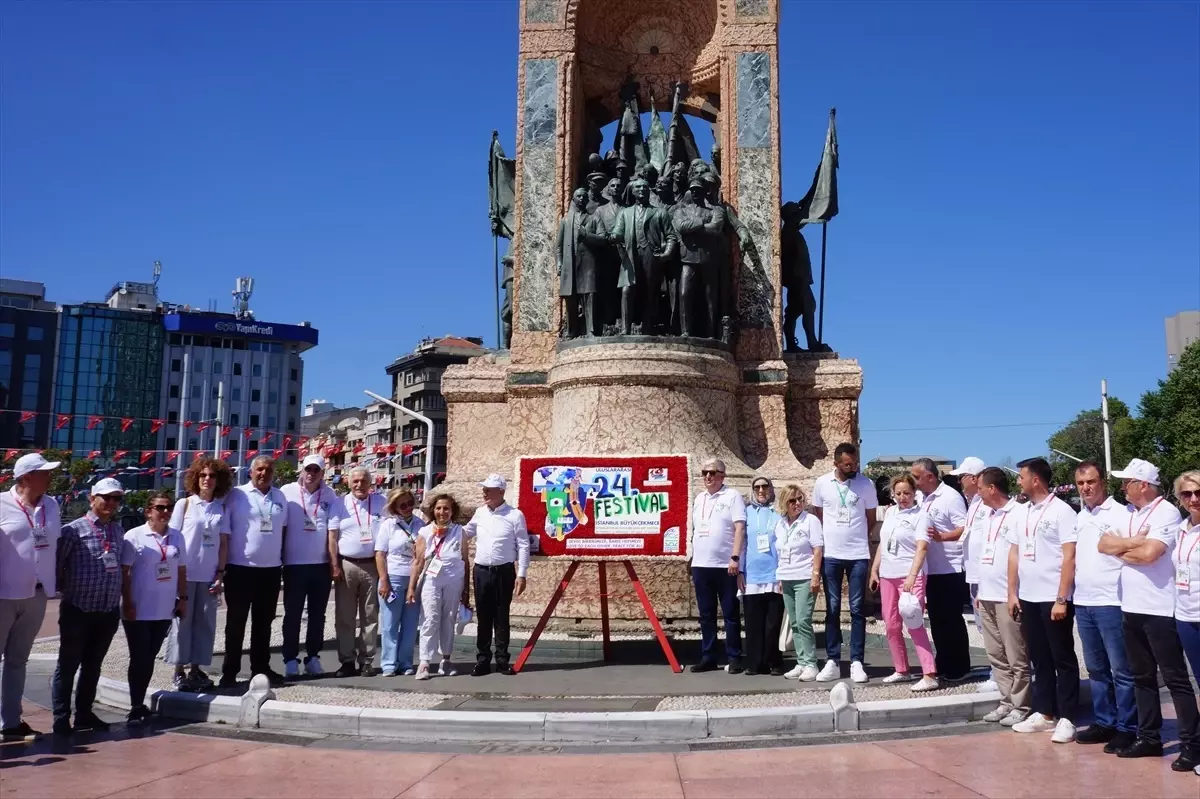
[196,422,210,433]
[402,445,413,456]
[272,448,283,458]
[18,411,35,423]
[387,444,397,455]
[193,451,204,462]
[283,435,293,450]
[262,432,274,444]
[221,426,231,438]
[55,414,72,430]
[150,419,165,434]
[87,450,101,459]
[120,417,134,432]
[139,451,156,465]
[0,475,9,486]
[220,450,232,460]
[352,443,364,455]
[112,450,129,462]
[167,451,180,462]
[243,428,255,440]
[245,450,259,461]
[298,437,309,448]
[3,449,18,461]
[183,420,194,429]
[87,415,103,430]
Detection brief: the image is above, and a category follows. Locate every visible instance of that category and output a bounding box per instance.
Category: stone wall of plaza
[439,0,863,629]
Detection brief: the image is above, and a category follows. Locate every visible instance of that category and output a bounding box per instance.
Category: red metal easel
[512,560,683,673]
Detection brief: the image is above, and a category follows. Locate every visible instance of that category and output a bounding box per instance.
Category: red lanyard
[352,495,374,530]
[91,519,113,552]
[1129,497,1164,536]
[965,497,984,533]
[150,531,168,561]
[988,508,1009,543]
[1177,523,1199,566]
[700,491,721,521]
[13,493,43,529]
[430,528,452,560]
[300,486,321,521]
[1025,497,1054,540]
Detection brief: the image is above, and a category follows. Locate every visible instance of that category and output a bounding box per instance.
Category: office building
[1166,310,1200,373]
[0,280,59,449]
[300,399,360,438]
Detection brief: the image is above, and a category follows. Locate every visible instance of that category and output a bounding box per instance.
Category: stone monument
[443,0,863,629]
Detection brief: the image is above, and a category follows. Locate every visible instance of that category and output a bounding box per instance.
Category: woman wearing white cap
[869,474,938,691]
[407,493,469,680]
[1173,472,1200,690]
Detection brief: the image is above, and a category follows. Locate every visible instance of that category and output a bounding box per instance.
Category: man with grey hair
[221,456,288,688]
[332,466,385,676]
[689,457,747,673]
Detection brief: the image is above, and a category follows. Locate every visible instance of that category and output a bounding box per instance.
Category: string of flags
[0,408,306,443]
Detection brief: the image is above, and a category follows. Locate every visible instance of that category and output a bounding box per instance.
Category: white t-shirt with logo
[1006,494,1078,603]
[419,524,466,587]
[1174,519,1200,623]
[375,515,424,578]
[878,504,932,580]
[170,495,231,583]
[810,472,878,561]
[0,488,61,599]
[227,484,287,568]
[773,511,824,581]
[920,482,968,575]
[1073,496,1130,607]
[960,494,988,585]
[1119,497,1183,618]
[690,486,747,569]
[338,493,385,560]
[121,524,184,621]
[976,500,1018,603]
[281,482,343,566]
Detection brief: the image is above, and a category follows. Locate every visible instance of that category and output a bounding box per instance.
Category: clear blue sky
[2,1,1197,467]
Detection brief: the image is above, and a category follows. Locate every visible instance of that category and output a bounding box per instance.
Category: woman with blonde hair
[407,493,470,680]
[1173,471,1200,686]
[375,488,424,676]
[773,483,824,680]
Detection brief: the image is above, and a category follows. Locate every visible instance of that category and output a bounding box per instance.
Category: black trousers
[742,592,784,672]
[52,603,119,723]
[474,563,516,666]
[1020,599,1080,721]
[223,564,283,678]
[123,619,171,709]
[1122,611,1200,749]
[926,572,972,679]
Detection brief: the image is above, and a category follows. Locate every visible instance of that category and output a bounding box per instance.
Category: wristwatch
[730,555,740,563]
[1054,596,1067,605]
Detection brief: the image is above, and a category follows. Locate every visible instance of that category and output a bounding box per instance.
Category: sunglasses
[199,473,215,480]
[98,494,122,502]
[787,498,803,505]
[397,501,414,510]
[148,504,172,512]
[753,484,770,491]
[1180,490,1199,500]
[304,466,322,473]
[701,470,723,477]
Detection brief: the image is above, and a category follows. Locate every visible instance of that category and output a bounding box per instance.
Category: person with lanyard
[910,457,971,683]
[689,458,747,674]
[1006,457,1080,743]
[463,474,529,676]
[973,467,1031,727]
[408,493,469,681]
[1098,458,1197,770]
[810,443,877,683]
[773,483,824,680]
[280,454,343,678]
[1171,472,1200,708]
[1070,460,1137,752]
[869,474,938,692]
[166,455,232,692]
[120,490,186,725]
[740,477,784,676]
[221,455,288,688]
[52,477,126,736]
[0,453,62,740]
[948,456,996,691]
[375,488,424,676]
[332,466,386,677]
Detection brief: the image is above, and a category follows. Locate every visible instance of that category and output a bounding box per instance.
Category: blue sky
[2,1,1197,467]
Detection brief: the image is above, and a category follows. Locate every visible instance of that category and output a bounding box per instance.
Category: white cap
[950,456,986,476]
[1112,458,1160,486]
[91,477,125,497]
[898,592,925,630]
[480,473,507,490]
[301,454,326,471]
[13,453,61,481]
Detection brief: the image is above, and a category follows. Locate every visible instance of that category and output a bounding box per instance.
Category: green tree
[272,459,297,488]
[1118,340,1200,492]
[1047,397,1132,488]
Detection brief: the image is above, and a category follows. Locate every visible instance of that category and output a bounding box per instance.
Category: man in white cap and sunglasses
[463,474,529,676]
[0,453,62,740]
[950,456,994,690]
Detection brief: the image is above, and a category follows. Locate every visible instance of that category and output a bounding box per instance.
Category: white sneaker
[980,679,999,693]
[882,671,912,684]
[1050,718,1076,743]
[415,664,431,681]
[438,659,457,677]
[798,665,819,682]
[783,664,805,679]
[982,703,1013,723]
[911,676,939,692]
[816,660,840,682]
[999,708,1028,728]
[850,661,868,684]
[1012,712,1055,733]
[284,659,299,678]
[304,656,323,676]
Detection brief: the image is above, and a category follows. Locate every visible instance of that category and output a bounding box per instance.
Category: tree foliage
[1118,340,1200,492]
[272,459,297,488]
[1047,398,1132,488]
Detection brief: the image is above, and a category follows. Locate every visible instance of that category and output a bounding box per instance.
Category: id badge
[980,541,997,566]
[887,535,900,556]
[101,550,118,572]
[259,517,274,533]
[1177,565,1192,591]
[32,526,49,550]
[1022,538,1036,561]
[359,525,375,545]
[836,507,852,525]
[304,516,317,532]
[696,521,711,538]
[155,560,172,582]
[202,526,216,548]
[426,558,443,578]
[756,534,770,553]
[779,548,792,564]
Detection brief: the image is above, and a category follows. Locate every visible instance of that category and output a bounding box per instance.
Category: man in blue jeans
[1071,461,1137,751]
[810,444,877,683]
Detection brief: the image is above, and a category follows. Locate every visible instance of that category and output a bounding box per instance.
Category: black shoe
[1103,731,1136,754]
[0,721,41,741]
[472,662,492,677]
[500,666,517,676]
[727,659,744,675]
[1116,737,1163,758]
[1076,725,1116,744]
[52,718,72,736]
[360,665,380,677]
[1171,749,1200,772]
[218,674,240,689]
[126,705,150,726]
[73,711,110,732]
[743,668,761,676]
[260,669,287,687]
[690,661,718,673]
[769,667,787,677]
[189,669,215,691]
[334,662,360,678]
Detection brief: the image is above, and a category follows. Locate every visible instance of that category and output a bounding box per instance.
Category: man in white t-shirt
[689,458,747,673]
[332,467,386,678]
[1006,457,1080,743]
[912,457,971,682]
[1070,460,1137,751]
[810,443,878,683]
[1098,458,1198,770]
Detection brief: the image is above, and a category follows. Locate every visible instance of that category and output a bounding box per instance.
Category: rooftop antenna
[152,260,162,289]
[233,277,255,320]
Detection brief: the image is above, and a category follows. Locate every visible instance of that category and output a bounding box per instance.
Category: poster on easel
[517,455,691,560]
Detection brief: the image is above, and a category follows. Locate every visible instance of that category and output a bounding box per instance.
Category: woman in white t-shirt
[773,484,824,681]
[407,493,469,681]
[120,491,186,725]
[869,474,938,692]
[375,488,424,676]
[1174,471,1200,680]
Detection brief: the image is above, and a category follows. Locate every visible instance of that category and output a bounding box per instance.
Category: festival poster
[518,455,691,559]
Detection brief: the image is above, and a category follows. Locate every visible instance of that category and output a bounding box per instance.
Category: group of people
[689,448,1200,773]
[0,450,530,738]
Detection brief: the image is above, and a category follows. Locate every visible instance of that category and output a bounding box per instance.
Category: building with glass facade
[0,280,58,449]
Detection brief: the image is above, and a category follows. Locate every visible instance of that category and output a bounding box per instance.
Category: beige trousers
[335,558,379,667]
[979,599,1032,712]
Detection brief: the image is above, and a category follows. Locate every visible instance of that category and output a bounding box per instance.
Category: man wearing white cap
[52,476,126,736]
[1098,458,1198,770]
[951,456,994,690]
[463,474,529,676]
[280,454,344,679]
[0,454,62,740]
